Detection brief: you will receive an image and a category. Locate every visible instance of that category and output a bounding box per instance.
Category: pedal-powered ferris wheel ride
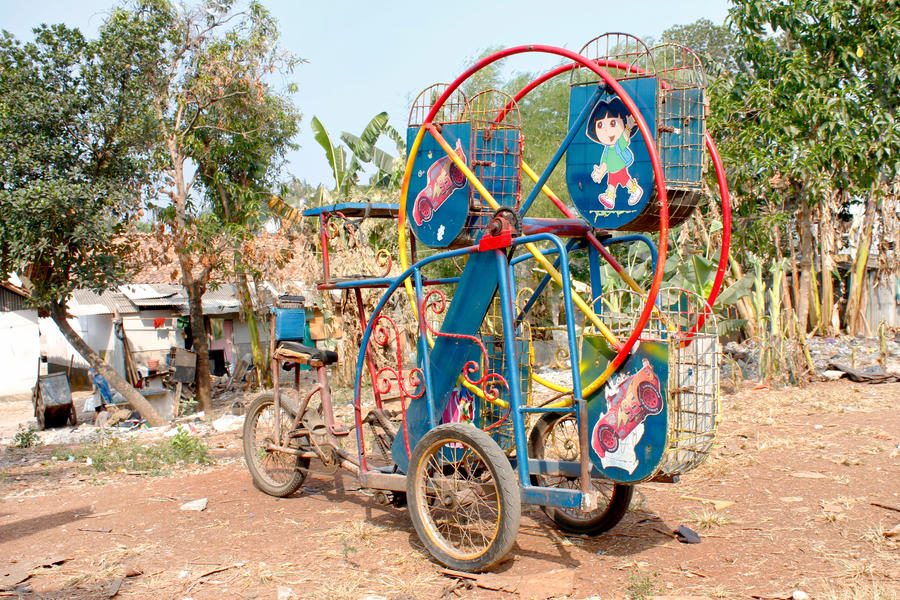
[243,33,732,572]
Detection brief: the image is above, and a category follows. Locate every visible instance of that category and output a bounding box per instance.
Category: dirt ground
[1,380,898,600]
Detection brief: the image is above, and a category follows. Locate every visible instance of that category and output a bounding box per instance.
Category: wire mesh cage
[455,90,524,246]
[566,34,708,232]
[590,287,720,476]
[571,33,655,85]
[408,83,468,128]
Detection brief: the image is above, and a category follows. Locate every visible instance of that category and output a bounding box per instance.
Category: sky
[2,0,731,189]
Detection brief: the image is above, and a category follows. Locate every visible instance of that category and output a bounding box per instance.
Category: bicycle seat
[274,341,338,367]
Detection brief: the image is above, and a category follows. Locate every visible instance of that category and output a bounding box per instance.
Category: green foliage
[0,23,152,308]
[625,569,658,600]
[715,0,900,206]
[662,18,739,74]
[11,425,42,449]
[52,428,210,475]
[311,111,405,201]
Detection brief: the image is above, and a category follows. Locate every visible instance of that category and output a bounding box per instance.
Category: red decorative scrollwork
[371,314,422,457]
[419,290,511,431]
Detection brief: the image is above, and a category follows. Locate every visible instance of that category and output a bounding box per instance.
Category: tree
[0,24,164,425]
[661,18,738,74]
[120,0,301,411]
[194,61,300,389]
[712,0,900,334]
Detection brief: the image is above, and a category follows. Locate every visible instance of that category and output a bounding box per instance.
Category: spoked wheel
[528,412,633,535]
[406,423,520,572]
[242,392,310,497]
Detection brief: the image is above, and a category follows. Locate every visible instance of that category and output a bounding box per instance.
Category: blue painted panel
[391,251,499,472]
[581,336,669,482]
[406,123,471,248]
[566,78,657,230]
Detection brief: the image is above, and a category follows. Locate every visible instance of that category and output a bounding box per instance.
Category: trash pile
[724,334,900,383]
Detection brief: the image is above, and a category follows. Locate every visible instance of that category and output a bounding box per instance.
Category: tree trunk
[185,279,212,412]
[728,258,757,338]
[236,268,267,386]
[847,190,878,335]
[50,303,164,426]
[818,193,838,336]
[772,224,794,313]
[797,203,814,333]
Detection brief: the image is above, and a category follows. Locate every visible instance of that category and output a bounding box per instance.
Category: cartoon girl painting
[586,98,644,210]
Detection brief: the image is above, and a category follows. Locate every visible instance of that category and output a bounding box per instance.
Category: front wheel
[242,392,310,497]
[528,412,633,535]
[406,423,521,572]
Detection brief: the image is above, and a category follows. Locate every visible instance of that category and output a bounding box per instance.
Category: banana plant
[311,112,405,200]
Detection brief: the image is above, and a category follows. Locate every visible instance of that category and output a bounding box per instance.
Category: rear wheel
[597,423,619,454]
[242,392,309,497]
[528,412,633,535]
[406,423,520,572]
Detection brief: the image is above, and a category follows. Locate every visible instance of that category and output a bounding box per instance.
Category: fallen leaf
[680,495,736,511]
[884,523,900,538]
[790,472,827,479]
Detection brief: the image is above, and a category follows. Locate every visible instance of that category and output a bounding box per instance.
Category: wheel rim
[249,401,299,486]
[537,415,615,520]
[638,382,662,413]
[450,164,465,186]
[415,437,501,560]
[599,426,618,452]
[420,198,432,221]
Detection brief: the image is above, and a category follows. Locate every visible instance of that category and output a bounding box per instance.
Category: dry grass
[308,571,366,600]
[861,524,900,550]
[63,542,160,588]
[319,519,393,546]
[820,578,898,600]
[376,570,443,597]
[688,509,735,530]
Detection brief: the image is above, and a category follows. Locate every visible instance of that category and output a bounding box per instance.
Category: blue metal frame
[351,232,592,510]
[513,238,584,325]
[603,233,658,275]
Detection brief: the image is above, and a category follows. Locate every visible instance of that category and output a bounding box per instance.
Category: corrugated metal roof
[201,284,242,315]
[0,282,30,312]
[119,283,186,308]
[70,289,138,315]
[71,283,244,316]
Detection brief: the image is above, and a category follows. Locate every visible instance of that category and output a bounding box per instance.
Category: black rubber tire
[68,405,77,426]
[242,392,309,497]
[406,422,521,572]
[528,412,633,536]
